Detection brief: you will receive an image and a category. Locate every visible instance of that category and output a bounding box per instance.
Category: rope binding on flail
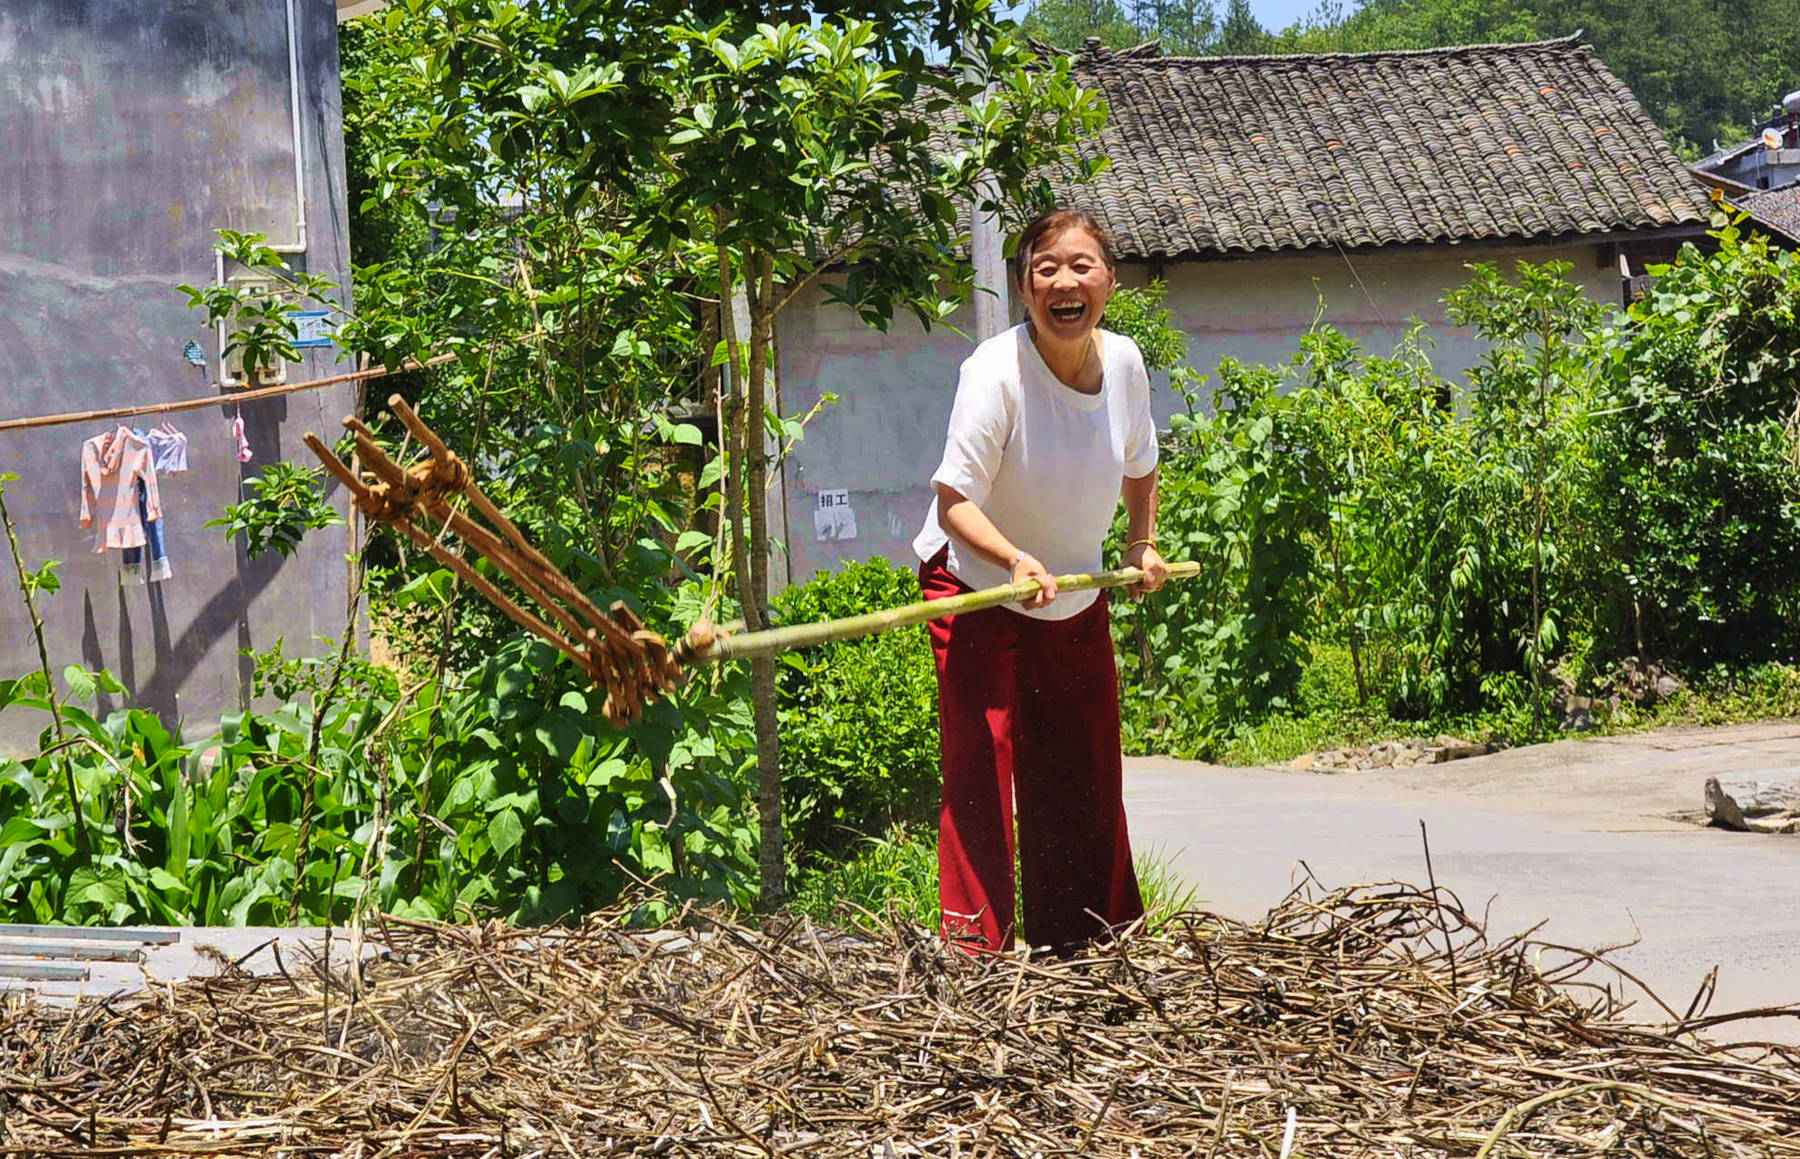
[305,395,687,727]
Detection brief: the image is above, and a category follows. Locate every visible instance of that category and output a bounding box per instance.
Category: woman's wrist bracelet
[1125,537,1157,553]
[1008,550,1026,572]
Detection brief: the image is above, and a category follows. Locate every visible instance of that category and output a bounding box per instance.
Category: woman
[913,207,1170,953]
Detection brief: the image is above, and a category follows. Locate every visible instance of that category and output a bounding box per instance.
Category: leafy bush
[0,638,760,926]
[1102,280,1187,374]
[1591,218,1800,667]
[791,824,1202,937]
[247,637,399,705]
[206,461,345,560]
[790,825,939,930]
[1114,235,1800,757]
[0,506,764,926]
[1111,356,1323,752]
[773,558,940,867]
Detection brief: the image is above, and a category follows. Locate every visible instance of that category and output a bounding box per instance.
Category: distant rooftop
[1731,182,1800,244]
[1048,35,1711,259]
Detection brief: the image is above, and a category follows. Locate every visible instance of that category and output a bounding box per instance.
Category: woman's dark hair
[1011,208,1118,291]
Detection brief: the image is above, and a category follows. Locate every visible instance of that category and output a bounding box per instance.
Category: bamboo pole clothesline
[308,395,1198,724]
[0,353,457,435]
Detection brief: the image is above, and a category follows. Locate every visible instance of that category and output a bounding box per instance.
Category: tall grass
[789,825,1203,939]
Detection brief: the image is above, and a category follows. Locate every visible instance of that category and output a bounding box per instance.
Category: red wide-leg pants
[921,549,1144,952]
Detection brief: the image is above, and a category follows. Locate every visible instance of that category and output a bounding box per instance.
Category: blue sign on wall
[288,310,336,348]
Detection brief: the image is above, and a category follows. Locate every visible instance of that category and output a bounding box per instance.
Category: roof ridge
[1077,31,1586,66]
[1739,178,1800,200]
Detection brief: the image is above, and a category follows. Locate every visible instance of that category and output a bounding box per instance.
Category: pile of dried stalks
[2,884,1796,1157]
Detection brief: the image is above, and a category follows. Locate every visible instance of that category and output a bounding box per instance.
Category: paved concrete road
[1123,723,1800,1044]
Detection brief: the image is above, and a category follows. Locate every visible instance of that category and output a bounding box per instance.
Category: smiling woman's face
[1021,226,1116,344]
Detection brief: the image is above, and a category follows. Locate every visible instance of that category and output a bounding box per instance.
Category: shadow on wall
[77,538,287,739]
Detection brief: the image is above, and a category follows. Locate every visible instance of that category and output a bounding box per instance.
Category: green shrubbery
[1113,218,1800,757]
[790,824,1201,936]
[773,558,940,867]
[0,644,762,926]
[0,549,939,926]
[0,491,764,925]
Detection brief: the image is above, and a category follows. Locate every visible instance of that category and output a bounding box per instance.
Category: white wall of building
[771,237,1622,587]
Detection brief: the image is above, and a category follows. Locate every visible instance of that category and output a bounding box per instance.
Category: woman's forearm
[936,482,1057,607]
[935,483,1023,569]
[1122,468,1158,544]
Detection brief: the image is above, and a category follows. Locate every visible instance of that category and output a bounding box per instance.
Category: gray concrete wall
[0,1,354,752]
[772,237,1622,586]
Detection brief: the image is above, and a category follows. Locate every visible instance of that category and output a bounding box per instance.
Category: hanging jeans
[119,479,170,584]
[921,547,1143,953]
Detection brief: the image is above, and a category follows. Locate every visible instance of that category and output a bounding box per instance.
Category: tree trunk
[717,235,784,907]
[745,253,784,907]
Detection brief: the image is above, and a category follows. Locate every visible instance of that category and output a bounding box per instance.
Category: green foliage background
[1112,219,1800,757]
[774,559,941,868]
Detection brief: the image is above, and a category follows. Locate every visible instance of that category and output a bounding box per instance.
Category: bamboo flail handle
[678,560,1202,665]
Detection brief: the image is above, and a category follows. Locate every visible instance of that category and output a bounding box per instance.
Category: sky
[1240,0,1331,31]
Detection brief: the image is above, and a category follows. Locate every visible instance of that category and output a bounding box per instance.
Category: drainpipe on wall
[965,46,1008,342]
[216,0,311,384]
[269,0,311,257]
[970,177,1008,341]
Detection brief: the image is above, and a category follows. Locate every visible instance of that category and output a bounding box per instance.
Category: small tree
[372,0,1103,905]
[1446,260,1608,726]
[658,13,1102,905]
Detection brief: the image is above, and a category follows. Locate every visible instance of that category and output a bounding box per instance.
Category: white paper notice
[813,488,858,541]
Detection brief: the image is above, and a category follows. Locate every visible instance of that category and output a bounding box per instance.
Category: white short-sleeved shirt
[913,324,1159,621]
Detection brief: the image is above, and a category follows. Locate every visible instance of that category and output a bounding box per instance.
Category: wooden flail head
[305,396,684,727]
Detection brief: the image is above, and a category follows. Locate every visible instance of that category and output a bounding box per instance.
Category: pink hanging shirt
[79,427,162,552]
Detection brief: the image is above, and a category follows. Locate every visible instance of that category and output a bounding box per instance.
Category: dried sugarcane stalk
[309,397,1199,724]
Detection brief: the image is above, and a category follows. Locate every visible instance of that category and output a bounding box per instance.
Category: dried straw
[2,883,1795,1157]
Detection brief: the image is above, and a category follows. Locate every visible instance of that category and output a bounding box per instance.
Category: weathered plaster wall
[0,1,354,752]
[773,237,1621,586]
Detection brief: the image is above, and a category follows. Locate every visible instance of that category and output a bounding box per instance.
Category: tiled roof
[1053,36,1712,259]
[1734,182,1800,244]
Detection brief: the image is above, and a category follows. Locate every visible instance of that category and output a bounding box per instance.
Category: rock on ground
[1292,735,1488,773]
[1705,776,1800,833]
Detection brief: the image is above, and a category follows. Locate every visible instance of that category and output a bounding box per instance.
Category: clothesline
[0,354,457,435]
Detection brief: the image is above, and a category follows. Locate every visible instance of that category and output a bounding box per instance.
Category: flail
[309,398,1199,724]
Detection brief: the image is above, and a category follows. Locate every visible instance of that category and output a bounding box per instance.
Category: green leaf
[395,568,455,608]
[66,867,128,908]
[167,782,190,884]
[61,666,95,703]
[489,809,524,859]
[533,708,590,765]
